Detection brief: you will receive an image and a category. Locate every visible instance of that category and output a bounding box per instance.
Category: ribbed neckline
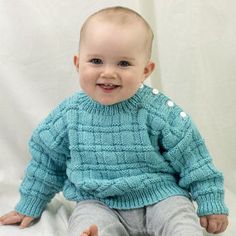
[78,85,150,115]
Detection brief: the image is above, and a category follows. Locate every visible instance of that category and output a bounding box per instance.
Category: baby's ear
[144,61,155,78]
[73,55,79,71]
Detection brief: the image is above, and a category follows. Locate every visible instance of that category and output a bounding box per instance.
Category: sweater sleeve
[158,105,228,216]
[15,103,70,218]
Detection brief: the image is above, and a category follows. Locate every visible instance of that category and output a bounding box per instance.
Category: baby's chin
[89,88,140,106]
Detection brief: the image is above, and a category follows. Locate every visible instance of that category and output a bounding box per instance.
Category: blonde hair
[79,6,154,59]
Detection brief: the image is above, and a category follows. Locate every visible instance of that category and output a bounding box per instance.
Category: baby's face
[75,20,154,105]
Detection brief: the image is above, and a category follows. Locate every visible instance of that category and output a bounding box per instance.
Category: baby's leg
[68,200,129,236]
[146,196,203,236]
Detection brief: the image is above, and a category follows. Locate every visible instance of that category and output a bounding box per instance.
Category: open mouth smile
[96,83,121,92]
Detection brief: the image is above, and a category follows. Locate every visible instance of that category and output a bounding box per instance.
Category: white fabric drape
[0,0,235,235]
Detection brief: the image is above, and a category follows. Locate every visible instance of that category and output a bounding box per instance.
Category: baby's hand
[0,211,35,229]
[200,214,228,234]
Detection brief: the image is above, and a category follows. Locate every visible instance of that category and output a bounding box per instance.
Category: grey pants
[68,196,203,236]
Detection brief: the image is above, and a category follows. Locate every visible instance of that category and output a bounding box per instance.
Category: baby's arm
[0,211,35,228]
[3,102,69,223]
[155,101,228,232]
[200,214,228,234]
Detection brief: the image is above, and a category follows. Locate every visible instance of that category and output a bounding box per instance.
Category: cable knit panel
[15,85,228,217]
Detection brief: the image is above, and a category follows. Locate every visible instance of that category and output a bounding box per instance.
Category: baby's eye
[89,58,103,64]
[118,60,131,67]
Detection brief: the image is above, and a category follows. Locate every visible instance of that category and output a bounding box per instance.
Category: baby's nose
[100,66,117,79]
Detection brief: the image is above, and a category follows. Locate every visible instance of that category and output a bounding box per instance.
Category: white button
[167,100,174,107]
[152,88,159,95]
[180,111,187,118]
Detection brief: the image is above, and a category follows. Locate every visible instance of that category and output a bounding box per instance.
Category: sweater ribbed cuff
[196,192,229,216]
[15,195,48,218]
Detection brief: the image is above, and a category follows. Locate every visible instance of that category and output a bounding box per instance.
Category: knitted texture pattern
[15,85,228,218]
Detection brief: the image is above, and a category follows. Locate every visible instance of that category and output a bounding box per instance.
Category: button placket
[152,88,159,95]
[167,100,174,107]
[180,111,187,118]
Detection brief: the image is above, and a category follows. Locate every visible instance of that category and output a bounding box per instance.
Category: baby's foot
[80,224,98,236]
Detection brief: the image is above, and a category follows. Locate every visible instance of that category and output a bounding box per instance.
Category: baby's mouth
[97,83,121,91]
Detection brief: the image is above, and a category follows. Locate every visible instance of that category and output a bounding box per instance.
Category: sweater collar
[78,85,149,115]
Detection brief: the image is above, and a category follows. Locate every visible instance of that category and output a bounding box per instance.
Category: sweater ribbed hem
[65,181,190,210]
[196,192,229,216]
[15,195,48,218]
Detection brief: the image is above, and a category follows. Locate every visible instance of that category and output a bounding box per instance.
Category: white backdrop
[0,0,235,235]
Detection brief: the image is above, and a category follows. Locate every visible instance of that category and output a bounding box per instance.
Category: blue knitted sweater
[15,85,228,218]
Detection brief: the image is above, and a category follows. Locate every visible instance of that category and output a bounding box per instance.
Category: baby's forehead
[81,15,151,48]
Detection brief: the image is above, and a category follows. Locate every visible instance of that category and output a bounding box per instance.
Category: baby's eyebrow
[120,57,135,61]
[87,54,102,58]
[86,54,136,62]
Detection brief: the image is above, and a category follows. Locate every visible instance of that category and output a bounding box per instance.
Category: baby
[0,6,228,236]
